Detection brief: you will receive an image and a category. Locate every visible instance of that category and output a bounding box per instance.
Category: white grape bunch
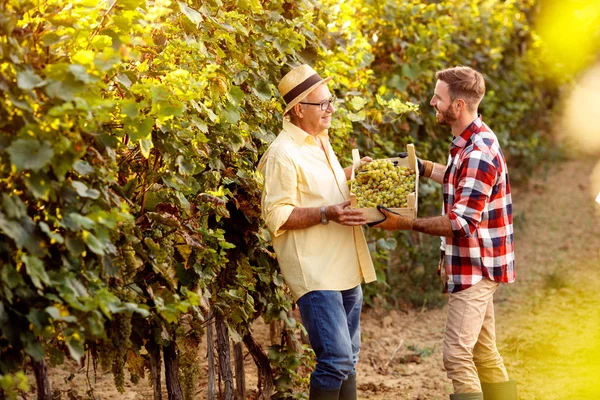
[349,159,416,208]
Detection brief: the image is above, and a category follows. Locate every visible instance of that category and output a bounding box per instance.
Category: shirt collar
[451,115,483,149]
[283,119,328,147]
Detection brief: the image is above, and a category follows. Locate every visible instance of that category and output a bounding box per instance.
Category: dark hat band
[283,73,322,104]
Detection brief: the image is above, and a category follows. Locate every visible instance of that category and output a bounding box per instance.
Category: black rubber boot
[338,374,357,400]
[481,380,517,400]
[449,393,484,400]
[309,386,340,400]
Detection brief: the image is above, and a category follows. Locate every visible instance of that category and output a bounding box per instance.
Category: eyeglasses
[300,95,336,111]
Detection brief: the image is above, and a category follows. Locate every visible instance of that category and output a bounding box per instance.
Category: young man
[258,64,376,400]
[375,66,517,400]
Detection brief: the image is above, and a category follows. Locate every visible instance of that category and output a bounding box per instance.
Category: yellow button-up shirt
[258,120,376,300]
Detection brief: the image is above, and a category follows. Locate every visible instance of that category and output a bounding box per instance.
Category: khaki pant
[443,278,509,393]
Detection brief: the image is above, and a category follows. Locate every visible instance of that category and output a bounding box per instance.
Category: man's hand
[346,156,373,180]
[326,200,367,226]
[360,156,373,166]
[397,152,433,178]
[370,206,414,230]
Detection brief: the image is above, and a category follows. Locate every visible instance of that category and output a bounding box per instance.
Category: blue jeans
[297,285,363,391]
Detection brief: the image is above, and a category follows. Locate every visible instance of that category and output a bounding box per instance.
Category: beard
[435,106,457,126]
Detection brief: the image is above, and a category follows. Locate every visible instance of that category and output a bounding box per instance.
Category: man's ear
[455,98,466,112]
[293,103,304,118]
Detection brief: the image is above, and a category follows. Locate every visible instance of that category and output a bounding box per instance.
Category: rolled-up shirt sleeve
[260,154,297,238]
[449,151,497,238]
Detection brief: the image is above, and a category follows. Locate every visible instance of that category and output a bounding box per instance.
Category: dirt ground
[33,156,600,399]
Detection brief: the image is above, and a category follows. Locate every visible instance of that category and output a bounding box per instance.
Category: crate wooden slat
[350,144,419,223]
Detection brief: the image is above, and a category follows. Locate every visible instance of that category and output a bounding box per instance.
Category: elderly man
[258,64,376,400]
[376,66,517,400]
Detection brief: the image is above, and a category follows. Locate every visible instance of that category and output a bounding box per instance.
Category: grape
[111,313,133,393]
[348,159,416,208]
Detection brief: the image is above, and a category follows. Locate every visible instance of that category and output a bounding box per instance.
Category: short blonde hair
[436,66,485,111]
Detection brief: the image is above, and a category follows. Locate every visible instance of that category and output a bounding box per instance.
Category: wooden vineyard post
[215,313,235,400]
[147,339,162,400]
[207,309,217,400]
[243,333,274,400]
[233,342,246,400]
[163,340,184,400]
[32,357,52,400]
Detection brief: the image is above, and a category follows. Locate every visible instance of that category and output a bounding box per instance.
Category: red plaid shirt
[442,116,515,293]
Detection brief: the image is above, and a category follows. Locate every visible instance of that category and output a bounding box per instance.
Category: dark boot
[481,380,517,400]
[309,386,340,400]
[450,393,484,400]
[338,374,357,400]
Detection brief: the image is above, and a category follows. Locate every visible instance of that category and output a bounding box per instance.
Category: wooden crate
[350,144,419,223]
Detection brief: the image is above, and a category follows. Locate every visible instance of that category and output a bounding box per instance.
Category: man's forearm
[280,207,322,230]
[412,215,453,237]
[424,162,446,185]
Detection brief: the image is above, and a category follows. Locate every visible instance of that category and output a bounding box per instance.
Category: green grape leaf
[45,74,84,101]
[2,193,27,219]
[123,302,150,317]
[347,111,366,122]
[350,96,367,111]
[90,35,112,50]
[175,191,190,211]
[67,339,85,363]
[24,340,44,362]
[176,155,195,175]
[41,32,62,46]
[178,1,203,26]
[6,139,54,172]
[65,236,86,256]
[39,222,64,244]
[17,69,44,90]
[68,64,96,83]
[87,312,104,336]
[139,138,153,158]
[22,255,51,289]
[229,86,245,105]
[63,213,95,230]
[72,181,100,199]
[73,160,94,176]
[130,117,154,141]
[121,99,138,118]
[1,264,24,290]
[252,79,272,101]
[0,212,43,255]
[116,73,133,89]
[24,172,52,200]
[27,309,49,330]
[83,231,105,255]
[221,105,241,124]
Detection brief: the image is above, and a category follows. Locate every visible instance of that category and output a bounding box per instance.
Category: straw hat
[278,64,332,115]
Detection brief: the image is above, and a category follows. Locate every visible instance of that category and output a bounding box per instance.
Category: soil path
[42,157,600,399]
